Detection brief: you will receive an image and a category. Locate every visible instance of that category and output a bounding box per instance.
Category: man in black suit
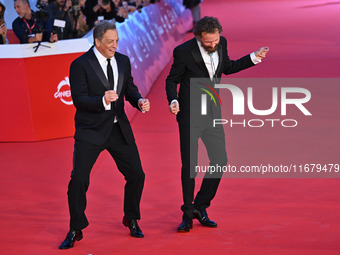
[59,20,150,249]
[166,16,268,232]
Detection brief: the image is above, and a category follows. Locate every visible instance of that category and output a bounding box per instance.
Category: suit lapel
[215,42,223,76]
[115,53,124,96]
[191,37,224,78]
[191,39,210,77]
[86,47,111,90]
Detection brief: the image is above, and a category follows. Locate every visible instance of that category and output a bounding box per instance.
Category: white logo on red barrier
[54,77,73,105]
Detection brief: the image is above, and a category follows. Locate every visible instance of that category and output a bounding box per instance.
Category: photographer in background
[83,0,119,29]
[45,0,72,40]
[36,0,51,8]
[12,0,58,44]
[68,0,89,38]
[0,1,7,44]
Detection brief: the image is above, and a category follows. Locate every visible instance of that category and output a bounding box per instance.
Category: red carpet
[1,0,340,254]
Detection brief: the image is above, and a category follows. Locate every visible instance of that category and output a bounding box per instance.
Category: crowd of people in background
[0,0,159,44]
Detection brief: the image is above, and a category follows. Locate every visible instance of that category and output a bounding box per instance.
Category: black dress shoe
[59,230,83,249]
[177,219,193,232]
[193,209,217,228]
[122,216,144,238]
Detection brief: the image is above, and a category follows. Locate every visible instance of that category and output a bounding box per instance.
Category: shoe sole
[196,219,218,228]
[178,228,190,232]
[59,234,83,250]
[177,225,193,232]
[201,223,218,228]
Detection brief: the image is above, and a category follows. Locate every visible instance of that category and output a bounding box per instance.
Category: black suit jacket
[166,36,254,126]
[70,47,142,146]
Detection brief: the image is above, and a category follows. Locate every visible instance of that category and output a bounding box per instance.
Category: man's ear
[94,38,100,47]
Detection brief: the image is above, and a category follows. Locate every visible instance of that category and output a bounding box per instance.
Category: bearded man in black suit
[59,20,150,249]
[166,16,269,232]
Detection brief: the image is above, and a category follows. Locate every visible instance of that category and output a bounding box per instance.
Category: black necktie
[107,58,114,90]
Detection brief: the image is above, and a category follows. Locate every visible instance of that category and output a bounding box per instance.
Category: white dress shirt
[196,38,261,80]
[93,47,145,114]
[170,39,261,106]
[93,47,118,110]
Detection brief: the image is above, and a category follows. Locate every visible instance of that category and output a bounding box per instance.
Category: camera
[34,10,49,22]
[35,2,49,22]
[35,1,47,11]
[71,0,81,12]
[102,0,110,6]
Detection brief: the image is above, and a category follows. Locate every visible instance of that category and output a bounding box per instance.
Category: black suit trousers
[179,121,227,220]
[67,123,145,230]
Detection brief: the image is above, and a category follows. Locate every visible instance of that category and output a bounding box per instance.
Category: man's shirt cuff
[170,99,178,106]
[103,96,111,110]
[250,52,261,64]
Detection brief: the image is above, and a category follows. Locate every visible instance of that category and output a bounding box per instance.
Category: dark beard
[201,43,219,54]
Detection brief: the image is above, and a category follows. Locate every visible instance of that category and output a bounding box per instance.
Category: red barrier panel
[0,39,89,141]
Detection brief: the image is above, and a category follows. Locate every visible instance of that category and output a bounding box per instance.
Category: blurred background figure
[83,0,118,29]
[68,0,89,38]
[118,0,159,16]
[183,0,201,31]
[12,0,57,44]
[116,0,136,21]
[112,0,120,6]
[0,1,8,44]
[36,0,51,9]
[44,0,72,40]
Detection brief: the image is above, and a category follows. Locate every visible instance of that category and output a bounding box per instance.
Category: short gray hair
[93,20,116,42]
